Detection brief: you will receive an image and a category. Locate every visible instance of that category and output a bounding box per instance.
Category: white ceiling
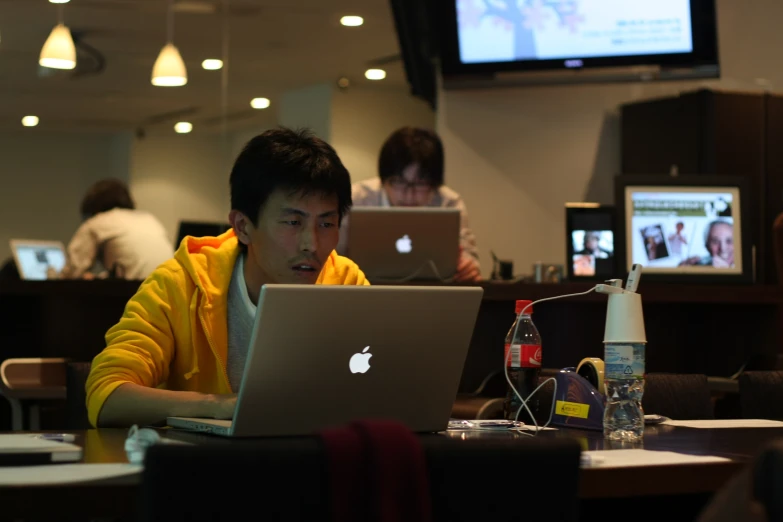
[0,0,407,132]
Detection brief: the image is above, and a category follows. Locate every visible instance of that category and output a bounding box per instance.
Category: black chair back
[739,371,783,420]
[139,434,582,522]
[643,373,714,420]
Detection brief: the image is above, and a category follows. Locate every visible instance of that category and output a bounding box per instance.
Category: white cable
[371,259,455,284]
[504,286,597,436]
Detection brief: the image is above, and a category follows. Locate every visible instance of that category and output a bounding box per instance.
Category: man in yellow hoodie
[86,128,369,428]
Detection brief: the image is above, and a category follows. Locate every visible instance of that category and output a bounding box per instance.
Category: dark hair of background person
[81,178,135,219]
[230,127,353,252]
[378,127,444,188]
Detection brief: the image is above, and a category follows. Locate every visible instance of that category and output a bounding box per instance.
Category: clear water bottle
[503,300,542,424]
[603,342,645,441]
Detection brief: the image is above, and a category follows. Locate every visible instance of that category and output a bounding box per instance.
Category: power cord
[370,259,456,284]
[504,286,598,436]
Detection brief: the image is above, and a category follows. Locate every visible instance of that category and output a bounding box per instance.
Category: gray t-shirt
[226,253,256,393]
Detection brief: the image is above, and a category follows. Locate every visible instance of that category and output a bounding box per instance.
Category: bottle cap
[515,300,533,314]
[603,291,647,343]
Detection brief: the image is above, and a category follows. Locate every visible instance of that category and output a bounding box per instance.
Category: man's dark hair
[378,127,444,188]
[230,127,352,241]
[81,178,135,219]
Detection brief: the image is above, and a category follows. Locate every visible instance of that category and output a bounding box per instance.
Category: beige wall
[437,0,783,278]
[0,131,131,262]
[126,86,434,244]
[330,86,435,182]
[129,131,246,246]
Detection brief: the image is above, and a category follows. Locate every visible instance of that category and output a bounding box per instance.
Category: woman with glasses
[337,126,481,282]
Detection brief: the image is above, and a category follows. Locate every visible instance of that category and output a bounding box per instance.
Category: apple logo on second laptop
[395,234,412,254]
[349,346,372,374]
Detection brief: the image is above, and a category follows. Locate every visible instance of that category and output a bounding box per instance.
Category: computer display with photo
[615,175,752,283]
[9,240,66,280]
[565,204,616,281]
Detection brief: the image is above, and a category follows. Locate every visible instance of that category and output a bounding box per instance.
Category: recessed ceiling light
[202,59,223,70]
[22,116,39,127]
[174,122,193,134]
[340,16,364,27]
[250,97,271,109]
[49,0,70,3]
[364,68,386,80]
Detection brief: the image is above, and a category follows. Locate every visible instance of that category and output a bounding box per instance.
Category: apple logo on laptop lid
[395,234,412,254]
[349,346,372,374]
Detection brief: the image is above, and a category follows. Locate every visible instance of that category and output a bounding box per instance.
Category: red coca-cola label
[504,343,542,368]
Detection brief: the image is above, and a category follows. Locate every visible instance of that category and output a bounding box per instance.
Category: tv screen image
[571,230,614,277]
[456,0,693,65]
[626,187,741,275]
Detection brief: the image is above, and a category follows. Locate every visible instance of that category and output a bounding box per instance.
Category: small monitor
[615,175,752,283]
[9,239,67,280]
[566,203,616,281]
[176,221,231,247]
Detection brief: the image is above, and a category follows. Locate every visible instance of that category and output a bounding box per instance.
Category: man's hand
[209,393,238,419]
[453,250,482,283]
[712,255,731,268]
[678,256,701,267]
[97,384,239,427]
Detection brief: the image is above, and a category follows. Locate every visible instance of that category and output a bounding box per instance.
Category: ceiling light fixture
[22,116,40,127]
[174,122,193,134]
[364,68,386,80]
[40,25,76,69]
[152,0,187,86]
[340,16,364,27]
[48,0,70,3]
[40,3,76,70]
[201,59,223,70]
[250,97,271,109]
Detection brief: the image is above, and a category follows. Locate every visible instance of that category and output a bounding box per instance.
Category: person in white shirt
[61,178,173,280]
[337,127,481,282]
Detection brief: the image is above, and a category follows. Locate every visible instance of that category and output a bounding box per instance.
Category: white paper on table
[0,463,142,485]
[581,449,730,469]
[0,435,80,453]
[662,419,783,429]
[515,425,558,432]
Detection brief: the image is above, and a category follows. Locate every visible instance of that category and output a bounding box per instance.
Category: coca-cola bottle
[503,300,542,424]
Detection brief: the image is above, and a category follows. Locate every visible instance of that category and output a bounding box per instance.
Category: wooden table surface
[1,424,780,520]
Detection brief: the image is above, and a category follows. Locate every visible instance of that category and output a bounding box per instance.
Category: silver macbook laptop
[167,284,483,437]
[346,207,460,282]
[9,239,67,280]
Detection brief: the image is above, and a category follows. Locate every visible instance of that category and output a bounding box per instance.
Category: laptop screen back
[347,207,460,281]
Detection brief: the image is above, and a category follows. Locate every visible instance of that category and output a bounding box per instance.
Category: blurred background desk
[0,280,141,362]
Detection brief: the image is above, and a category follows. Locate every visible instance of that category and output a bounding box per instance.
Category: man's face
[707,222,734,264]
[585,235,598,251]
[239,189,340,284]
[676,223,684,232]
[382,164,435,207]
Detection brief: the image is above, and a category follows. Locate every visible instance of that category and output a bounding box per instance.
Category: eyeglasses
[386,177,433,193]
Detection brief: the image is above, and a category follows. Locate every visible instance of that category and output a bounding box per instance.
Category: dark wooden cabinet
[621,89,777,282]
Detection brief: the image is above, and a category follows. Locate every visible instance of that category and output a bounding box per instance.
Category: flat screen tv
[439,0,719,85]
[615,175,752,284]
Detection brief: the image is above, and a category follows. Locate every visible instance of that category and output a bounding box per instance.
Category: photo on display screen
[10,241,66,281]
[571,230,614,277]
[565,204,616,281]
[614,176,751,283]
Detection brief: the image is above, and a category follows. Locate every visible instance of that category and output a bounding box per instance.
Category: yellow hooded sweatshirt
[85,230,369,427]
